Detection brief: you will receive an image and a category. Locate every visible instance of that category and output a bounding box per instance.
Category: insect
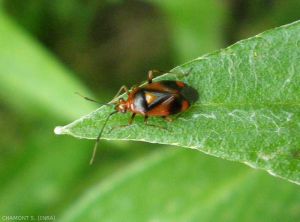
[78,69,195,164]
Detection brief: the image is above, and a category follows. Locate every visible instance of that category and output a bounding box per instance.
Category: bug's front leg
[143,115,169,131]
[108,113,136,133]
[111,85,129,102]
[113,113,136,128]
[129,113,136,125]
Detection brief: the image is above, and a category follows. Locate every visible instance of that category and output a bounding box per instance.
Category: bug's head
[115,98,128,113]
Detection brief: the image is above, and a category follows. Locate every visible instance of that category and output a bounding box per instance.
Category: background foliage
[0,0,299,221]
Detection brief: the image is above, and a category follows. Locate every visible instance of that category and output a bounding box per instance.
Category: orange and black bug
[78,69,197,164]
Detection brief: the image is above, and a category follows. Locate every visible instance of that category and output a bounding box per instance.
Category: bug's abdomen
[131,81,191,116]
[146,94,189,116]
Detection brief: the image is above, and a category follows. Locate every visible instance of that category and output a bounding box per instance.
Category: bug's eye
[117,104,127,113]
[121,105,127,113]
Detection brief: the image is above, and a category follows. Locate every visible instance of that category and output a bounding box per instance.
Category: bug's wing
[143,81,184,93]
[144,91,172,110]
[144,91,184,116]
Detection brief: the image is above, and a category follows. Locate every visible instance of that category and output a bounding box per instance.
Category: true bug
[79,69,195,164]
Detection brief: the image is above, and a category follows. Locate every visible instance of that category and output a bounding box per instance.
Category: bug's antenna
[75,92,114,106]
[90,110,118,165]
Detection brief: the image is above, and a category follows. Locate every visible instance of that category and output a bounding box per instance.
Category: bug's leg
[144,115,169,131]
[111,85,129,102]
[147,68,193,82]
[144,115,149,124]
[166,68,193,78]
[147,70,160,83]
[148,69,166,83]
[169,68,193,76]
[147,71,152,84]
[114,113,136,127]
[162,116,173,122]
[109,113,136,132]
[129,113,136,125]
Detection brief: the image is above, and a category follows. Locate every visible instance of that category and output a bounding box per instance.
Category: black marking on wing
[144,90,174,110]
[165,96,183,114]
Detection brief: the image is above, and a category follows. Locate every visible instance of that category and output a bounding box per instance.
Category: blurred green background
[0,0,299,221]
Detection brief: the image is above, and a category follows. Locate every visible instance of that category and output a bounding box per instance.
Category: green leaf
[0,128,91,216]
[151,0,227,62]
[60,149,300,222]
[0,12,95,120]
[55,21,300,184]
[0,12,95,215]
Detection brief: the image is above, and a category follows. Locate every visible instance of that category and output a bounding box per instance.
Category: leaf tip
[54,126,67,135]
